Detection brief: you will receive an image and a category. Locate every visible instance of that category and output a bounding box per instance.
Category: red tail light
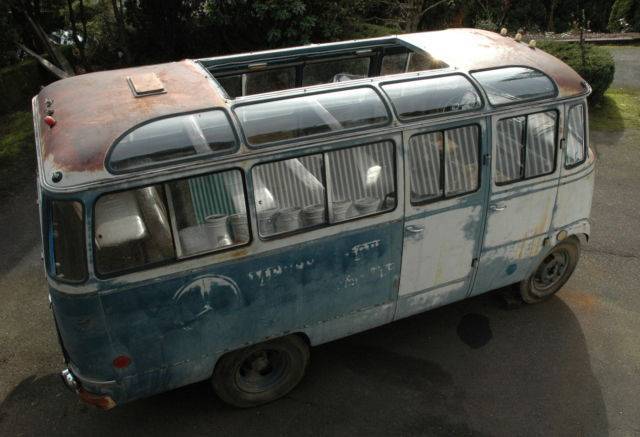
[112,355,132,369]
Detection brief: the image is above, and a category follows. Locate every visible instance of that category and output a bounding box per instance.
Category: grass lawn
[0,111,35,197]
[590,87,640,131]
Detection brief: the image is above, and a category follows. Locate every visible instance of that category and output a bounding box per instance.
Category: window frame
[408,123,482,206]
[470,65,559,108]
[380,73,485,123]
[250,139,398,242]
[92,166,252,279]
[232,85,393,149]
[565,103,587,170]
[494,109,560,187]
[105,108,241,175]
[46,197,88,284]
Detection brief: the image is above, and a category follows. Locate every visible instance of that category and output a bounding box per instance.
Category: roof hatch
[127,72,166,97]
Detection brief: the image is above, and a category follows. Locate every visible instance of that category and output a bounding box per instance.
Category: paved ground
[0,48,639,436]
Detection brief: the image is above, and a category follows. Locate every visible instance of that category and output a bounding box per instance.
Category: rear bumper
[60,366,117,410]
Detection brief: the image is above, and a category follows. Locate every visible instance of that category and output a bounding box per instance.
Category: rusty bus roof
[34,28,587,192]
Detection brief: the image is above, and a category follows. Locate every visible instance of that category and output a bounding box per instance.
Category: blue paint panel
[49,290,116,381]
[90,220,402,402]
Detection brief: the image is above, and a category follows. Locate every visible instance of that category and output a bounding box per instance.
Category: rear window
[108,110,237,172]
[382,75,482,120]
[50,200,87,282]
[472,67,557,106]
[235,87,389,146]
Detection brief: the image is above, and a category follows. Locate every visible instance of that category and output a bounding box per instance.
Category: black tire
[211,335,309,408]
[520,237,580,304]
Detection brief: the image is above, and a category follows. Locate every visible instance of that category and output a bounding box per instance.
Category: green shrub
[537,41,615,102]
[0,59,43,115]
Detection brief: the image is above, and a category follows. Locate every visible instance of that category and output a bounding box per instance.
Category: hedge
[0,59,44,115]
[537,41,615,102]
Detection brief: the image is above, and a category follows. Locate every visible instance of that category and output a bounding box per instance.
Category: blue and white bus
[33,28,594,409]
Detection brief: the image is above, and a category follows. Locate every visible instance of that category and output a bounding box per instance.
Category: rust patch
[36,60,226,176]
[402,29,586,98]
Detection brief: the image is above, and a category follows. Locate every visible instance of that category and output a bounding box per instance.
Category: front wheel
[520,237,580,304]
[212,335,309,408]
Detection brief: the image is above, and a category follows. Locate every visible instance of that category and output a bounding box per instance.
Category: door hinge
[482,154,490,166]
[471,257,479,268]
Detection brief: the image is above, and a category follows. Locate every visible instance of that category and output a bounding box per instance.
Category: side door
[396,119,488,319]
[471,105,563,295]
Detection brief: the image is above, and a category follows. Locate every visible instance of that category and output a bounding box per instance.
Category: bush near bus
[538,41,615,102]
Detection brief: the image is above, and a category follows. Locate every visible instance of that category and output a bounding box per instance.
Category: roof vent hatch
[127,73,166,97]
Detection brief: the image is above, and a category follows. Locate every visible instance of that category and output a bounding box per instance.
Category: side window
[409,125,480,203]
[495,111,558,185]
[445,126,480,196]
[50,200,87,282]
[302,57,371,85]
[252,155,326,237]
[167,170,249,256]
[94,169,249,276]
[495,117,525,184]
[408,131,442,202]
[95,186,176,275]
[566,104,586,167]
[250,141,397,239]
[326,141,396,222]
[215,68,295,98]
[381,52,408,75]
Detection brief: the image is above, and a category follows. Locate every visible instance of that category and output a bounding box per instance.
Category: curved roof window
[472,67,557,106]
[108,110,237,172]
[234,87,389,147]
[382,75,482,120]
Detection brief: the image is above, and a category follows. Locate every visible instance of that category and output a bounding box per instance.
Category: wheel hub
[533,250,569,292]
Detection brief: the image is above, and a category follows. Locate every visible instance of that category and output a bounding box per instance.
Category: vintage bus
[33,28,594,409]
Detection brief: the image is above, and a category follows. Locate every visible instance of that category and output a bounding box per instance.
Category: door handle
[405,225,424,234]
[490,204,507,211]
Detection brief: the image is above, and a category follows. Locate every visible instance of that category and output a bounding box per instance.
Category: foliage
[0,111,35,192]
[537,41,615,102]
[608,0,640,32]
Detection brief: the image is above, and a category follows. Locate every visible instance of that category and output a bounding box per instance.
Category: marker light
[112,355,132,369]
[44,115,56,127]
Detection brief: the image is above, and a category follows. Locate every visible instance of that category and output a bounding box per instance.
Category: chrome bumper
[59,367,117,410]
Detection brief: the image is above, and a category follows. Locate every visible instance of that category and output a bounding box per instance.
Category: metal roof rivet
[51,171,63,183]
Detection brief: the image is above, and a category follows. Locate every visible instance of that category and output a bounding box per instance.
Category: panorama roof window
[382,75,482,120]
[234,87,389,147]
[472,67,557,106]
[108,110,237,172]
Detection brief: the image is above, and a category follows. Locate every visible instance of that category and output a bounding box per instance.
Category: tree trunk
[547,0,558,32]
[111,0,132,64]
[66,0,88,69]
[404,0,424,32]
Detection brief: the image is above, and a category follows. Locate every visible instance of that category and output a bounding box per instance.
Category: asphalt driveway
[0,47,638,436]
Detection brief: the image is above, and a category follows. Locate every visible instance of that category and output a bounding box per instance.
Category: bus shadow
[0,289,608,436]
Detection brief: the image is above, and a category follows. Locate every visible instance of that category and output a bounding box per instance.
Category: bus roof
[34,28,587,192]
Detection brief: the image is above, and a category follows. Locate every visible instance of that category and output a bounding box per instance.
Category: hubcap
[236,349,289,394]
[532,250,569,294]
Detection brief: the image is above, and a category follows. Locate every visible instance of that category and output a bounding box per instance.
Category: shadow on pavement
[0,289,608,436]
[0,181,40,275]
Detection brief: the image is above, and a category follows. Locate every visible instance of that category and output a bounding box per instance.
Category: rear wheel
[520,238,580,304]
[212,335,309,408]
